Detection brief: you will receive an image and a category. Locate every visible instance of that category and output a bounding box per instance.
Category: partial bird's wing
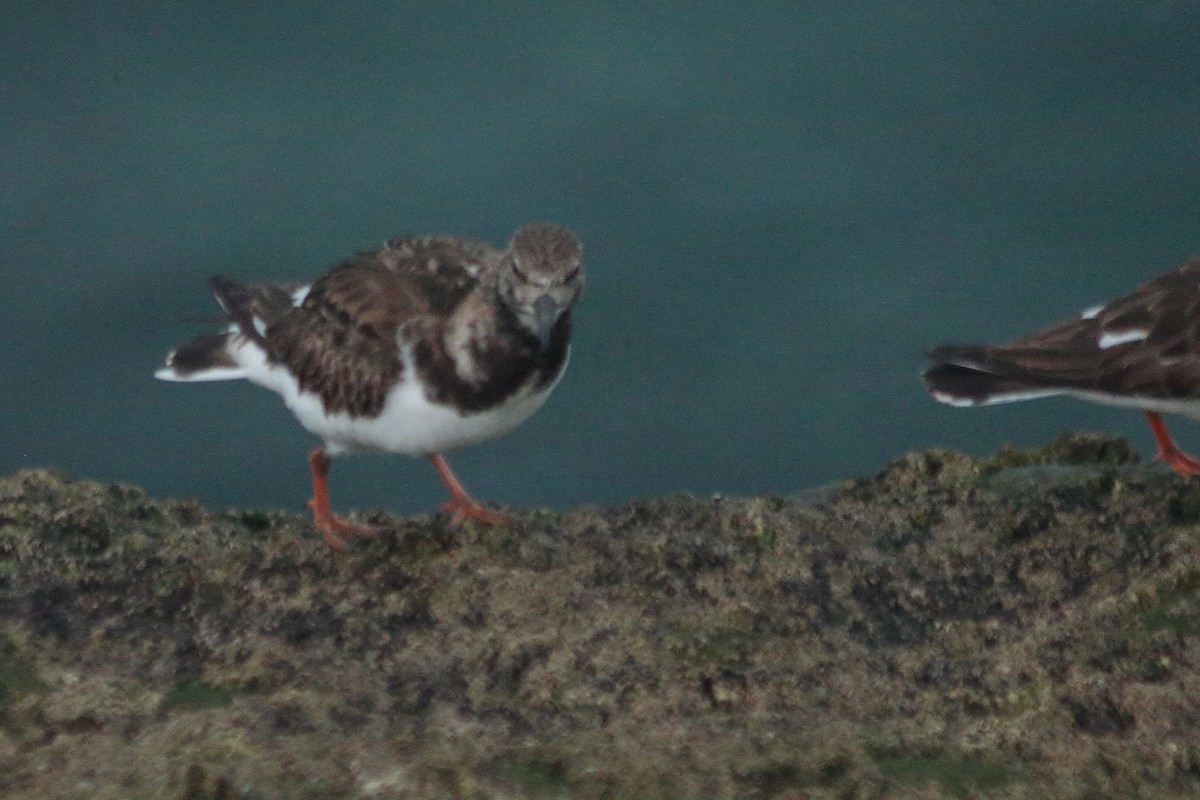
[265,238,494,417]
[924,256,1200,404]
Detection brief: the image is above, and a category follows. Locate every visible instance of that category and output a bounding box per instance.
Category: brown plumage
[923,255,1200,477]
[157,223,586,549]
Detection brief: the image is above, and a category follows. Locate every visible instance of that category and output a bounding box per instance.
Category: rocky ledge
[2,433,1200,799]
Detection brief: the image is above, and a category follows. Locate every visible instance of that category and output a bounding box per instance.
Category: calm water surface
[3,2,1199,515]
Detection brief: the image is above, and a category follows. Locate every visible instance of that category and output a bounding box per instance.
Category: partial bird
[923,255,1200,476]
[157,222,585,549]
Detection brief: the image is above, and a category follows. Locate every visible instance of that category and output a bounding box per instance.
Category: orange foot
[429,452,512,527]
[307,499,382,552]
[1145,411,1200,477]
[307,446,382,551]
[440,496,512,527]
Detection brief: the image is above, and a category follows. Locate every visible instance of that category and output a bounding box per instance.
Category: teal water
[3,2,1199,516]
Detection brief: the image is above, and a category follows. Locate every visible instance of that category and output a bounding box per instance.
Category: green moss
[194,581,226,613]
[739,761,809,794]
[493,757,571,799]
[979,432,1140,475]
[1140,573,1200,635]
[178,764,235,800]
[161,681,236,712]
[873,751,1020,797]
[0,631,42,709]
[665,624,770,667]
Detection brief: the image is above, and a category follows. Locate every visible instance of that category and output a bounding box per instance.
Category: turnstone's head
[498,223,585,350]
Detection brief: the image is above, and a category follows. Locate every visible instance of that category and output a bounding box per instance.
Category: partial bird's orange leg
[428,453,512,526]
[1145,412,1200,477]
[307,447,380,551]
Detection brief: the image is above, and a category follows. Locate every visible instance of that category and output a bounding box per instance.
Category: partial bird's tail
[155,275,305,382]
[922,345,1066,407]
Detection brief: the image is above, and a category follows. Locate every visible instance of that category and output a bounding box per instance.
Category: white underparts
[221,334,566,456]
[154,362,246,382]
[929,388,1063,407]
[932,382,1200,422]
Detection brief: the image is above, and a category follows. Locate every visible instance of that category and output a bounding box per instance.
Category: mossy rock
[1,440,1200,799]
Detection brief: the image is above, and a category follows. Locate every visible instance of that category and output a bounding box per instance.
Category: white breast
[228,335,566,456]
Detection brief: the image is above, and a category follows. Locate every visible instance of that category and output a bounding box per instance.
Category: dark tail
[923,345,1065,406]
[156,276,303,383]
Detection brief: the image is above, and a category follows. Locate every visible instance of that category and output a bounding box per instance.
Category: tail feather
[924,328,1106,406]
[930,316,1103,385]
[157,276,304,383]
[155,332,245,382]
[922,361,1063,407]
[925,345,991,371]
[209,274,268,347]
[210,275,303,340]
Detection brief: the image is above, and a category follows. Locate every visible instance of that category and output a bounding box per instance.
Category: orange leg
[1144,412,1200,477]
[428,453,511,526]
[307,447,380,551]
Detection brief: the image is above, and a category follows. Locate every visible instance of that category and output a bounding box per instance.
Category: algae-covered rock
[1,434,1200,799]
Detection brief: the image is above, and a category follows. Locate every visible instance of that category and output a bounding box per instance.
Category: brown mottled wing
[1092,256,1200,397]
[209,275,304,347]
[264,239,489,417]
[246,281,306,326]
[380,234,495,313]
[939,256,1200,397]
[163,277,304,378]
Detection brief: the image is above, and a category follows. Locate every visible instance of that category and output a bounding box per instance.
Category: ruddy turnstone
[157,222,585,549]
[923,255,1200,476]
